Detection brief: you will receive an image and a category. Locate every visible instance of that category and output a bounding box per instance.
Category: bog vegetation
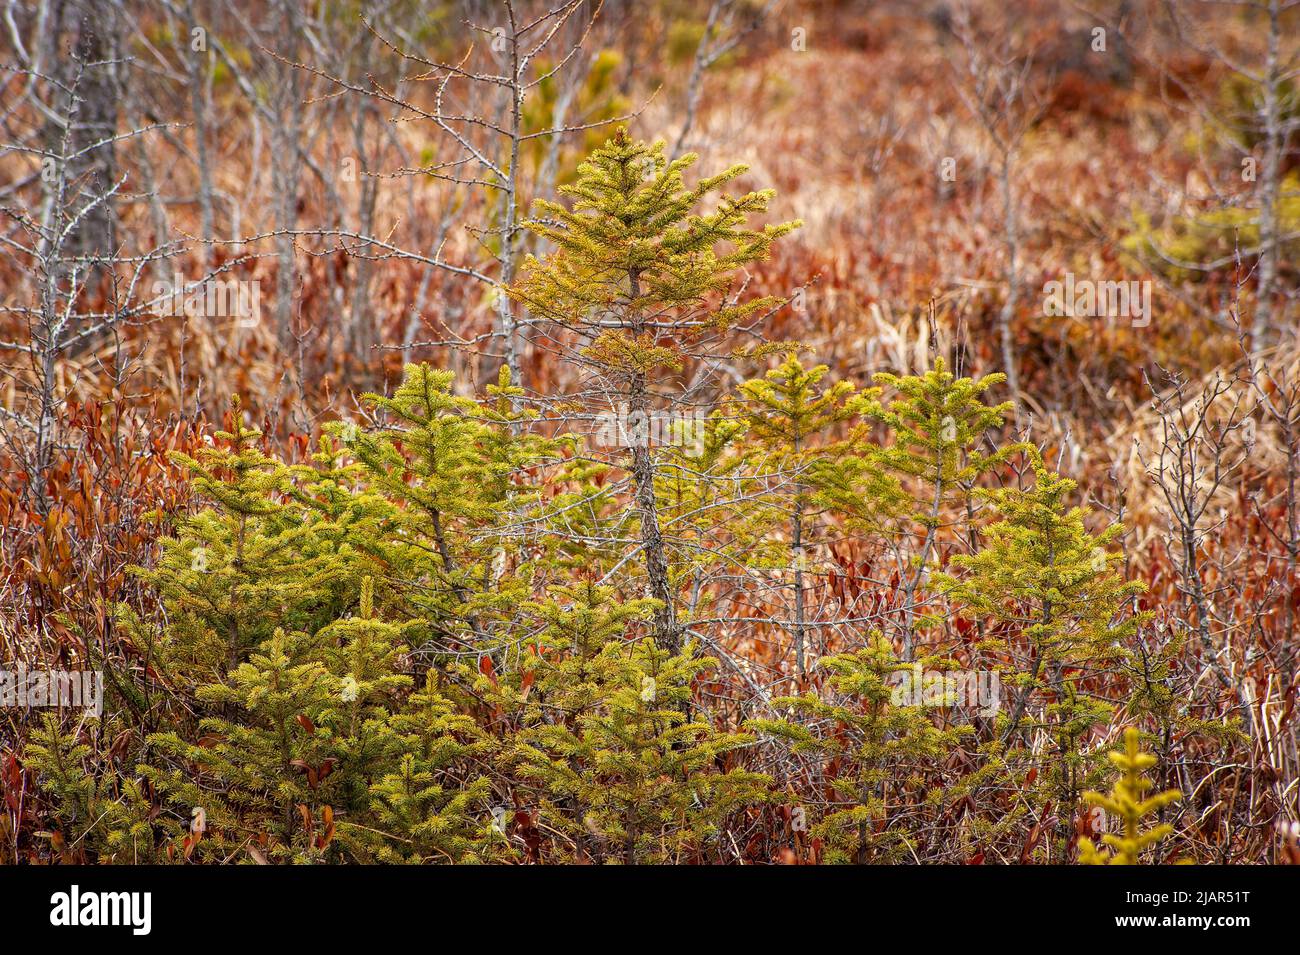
[1,0,1297,864]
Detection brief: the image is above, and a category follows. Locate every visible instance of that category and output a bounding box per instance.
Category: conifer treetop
[511,128,801,370]
[737,355,858,448]
[1079,728,1182,865]
[865,357,1018,485]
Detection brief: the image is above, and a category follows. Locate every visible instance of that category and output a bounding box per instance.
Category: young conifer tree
[938,461,1146,836]
[343,364,562,660]
[735,355,857,680]
[511,129,799,653]
[511,635,770,864]
[349,671,497,864]
[129,383,506,861]
[813,360,1018,660]
[22,715,159,863]
[139,433,491,864]
[750,634,967,863]
[133,399,356,681]
[452,580,768,863]
[124,399,383,859]
[144,626,343,862]
[1078,728,1182,865]
[307,576,418,813]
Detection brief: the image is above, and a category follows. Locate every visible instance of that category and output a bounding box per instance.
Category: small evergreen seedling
[512,128,799,653]
[751,635,968,863]
[1078,728,1181,865]
[736,356,857,678]
[22,715,158,863]
[135,399,354,680]
[814,359,1019,659]
[511,636,769,864]
[939,460,1145,821]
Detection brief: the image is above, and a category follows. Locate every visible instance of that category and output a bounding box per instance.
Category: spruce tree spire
[1078,728,1181,865]
[511,129,799,653]
[737,355,857,680]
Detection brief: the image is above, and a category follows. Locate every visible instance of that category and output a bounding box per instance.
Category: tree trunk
[42,0,120,351]
[628,269,679,653]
